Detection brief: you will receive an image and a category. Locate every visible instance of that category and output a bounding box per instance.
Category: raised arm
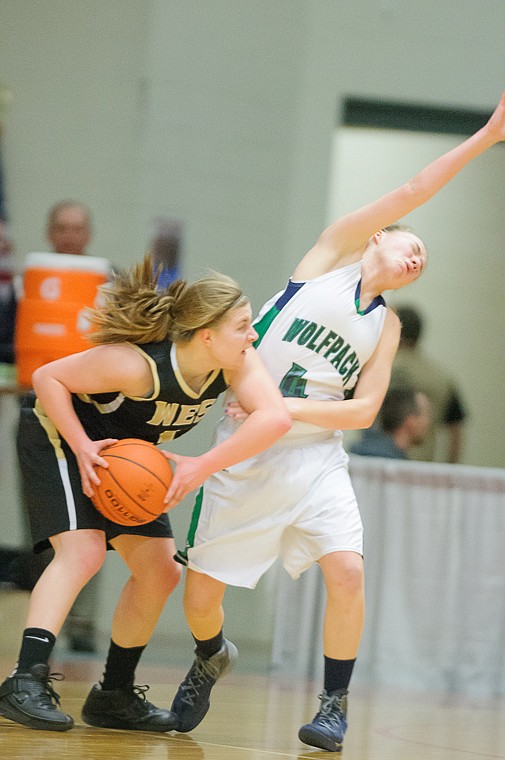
[295,90,505,280]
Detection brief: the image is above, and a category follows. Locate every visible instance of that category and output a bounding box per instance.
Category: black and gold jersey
[66,340,228,445]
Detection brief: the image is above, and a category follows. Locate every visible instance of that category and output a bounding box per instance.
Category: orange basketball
[91,438,173,526]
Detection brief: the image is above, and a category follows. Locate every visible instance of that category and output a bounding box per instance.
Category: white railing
[271,455,505,696]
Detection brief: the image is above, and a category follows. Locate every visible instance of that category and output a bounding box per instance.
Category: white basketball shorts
[186,432,363,588]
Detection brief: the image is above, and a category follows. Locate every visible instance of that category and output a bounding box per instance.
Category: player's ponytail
[89,254,248,345]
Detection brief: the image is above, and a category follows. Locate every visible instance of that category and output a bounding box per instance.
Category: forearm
[408,125,497,206]
[286,396,378,431]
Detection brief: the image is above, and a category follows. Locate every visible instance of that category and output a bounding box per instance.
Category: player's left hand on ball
[161,451,212,510]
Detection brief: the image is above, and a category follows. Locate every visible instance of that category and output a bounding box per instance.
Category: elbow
[362,411,380,430]
[32,363,61,401]
[354,405,380,430]
[31,365,47,394]
[277,411,292,437]
[406,177,432,205]
[270,408,291,438]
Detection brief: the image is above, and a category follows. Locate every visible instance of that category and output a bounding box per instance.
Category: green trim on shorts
[187,486,204,549]
[174,486,205,565]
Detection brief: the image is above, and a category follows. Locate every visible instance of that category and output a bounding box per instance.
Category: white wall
[1,0,505,652]
[139,0,307,291]
[0,0,148,265]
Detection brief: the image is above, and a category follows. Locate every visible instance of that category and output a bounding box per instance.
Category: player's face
[377,231,427,290]
[208,304,258,369]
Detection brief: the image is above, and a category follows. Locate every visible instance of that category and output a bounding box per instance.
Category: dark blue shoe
[298,689,348,752]
[171,639,237,732]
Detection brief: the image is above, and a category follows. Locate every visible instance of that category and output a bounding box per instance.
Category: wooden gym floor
[1,592,505,759]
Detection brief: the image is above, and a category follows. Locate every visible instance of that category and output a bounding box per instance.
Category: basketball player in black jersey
[0,256,290,732]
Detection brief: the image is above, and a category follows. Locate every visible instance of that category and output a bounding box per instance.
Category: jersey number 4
[279,363,308,398]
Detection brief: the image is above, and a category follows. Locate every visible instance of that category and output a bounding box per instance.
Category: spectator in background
[150,217,182,288]
[350,386,432,460]
[46,200,92,256]
[391,305,466,463]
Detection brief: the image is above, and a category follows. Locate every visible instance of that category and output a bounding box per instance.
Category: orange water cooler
[14,252,111,386]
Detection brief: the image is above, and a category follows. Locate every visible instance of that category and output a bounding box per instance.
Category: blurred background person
[0,217,16,369]
[350,386,432,460]
[149,216,182,289]
[390,305,466,463]
[46,200,92,256]
[0,217,22,589]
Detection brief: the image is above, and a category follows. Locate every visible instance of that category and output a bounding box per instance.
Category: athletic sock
[193,629,224,659]
[16,627,56,673]
[323,656,356,693]
[101,640,145,691]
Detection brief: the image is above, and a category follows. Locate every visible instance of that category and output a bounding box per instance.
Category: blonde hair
[383,223,415,235]
[89,255,248,345]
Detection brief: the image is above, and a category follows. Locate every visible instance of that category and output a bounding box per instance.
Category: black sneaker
[298,689,348,752]
[82,683,177,732]
[171,639,238,732]
[0,664,74,731]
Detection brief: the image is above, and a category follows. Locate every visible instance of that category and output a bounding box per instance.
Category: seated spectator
[391,305,466,463]
[350,386,432,460]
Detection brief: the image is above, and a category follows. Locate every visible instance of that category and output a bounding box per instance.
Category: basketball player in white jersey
[171,91,505,752]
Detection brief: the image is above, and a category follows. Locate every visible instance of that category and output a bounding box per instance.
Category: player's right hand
[76,438,118,497]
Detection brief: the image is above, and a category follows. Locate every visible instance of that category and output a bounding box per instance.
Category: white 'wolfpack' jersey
[253,260,387,439]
